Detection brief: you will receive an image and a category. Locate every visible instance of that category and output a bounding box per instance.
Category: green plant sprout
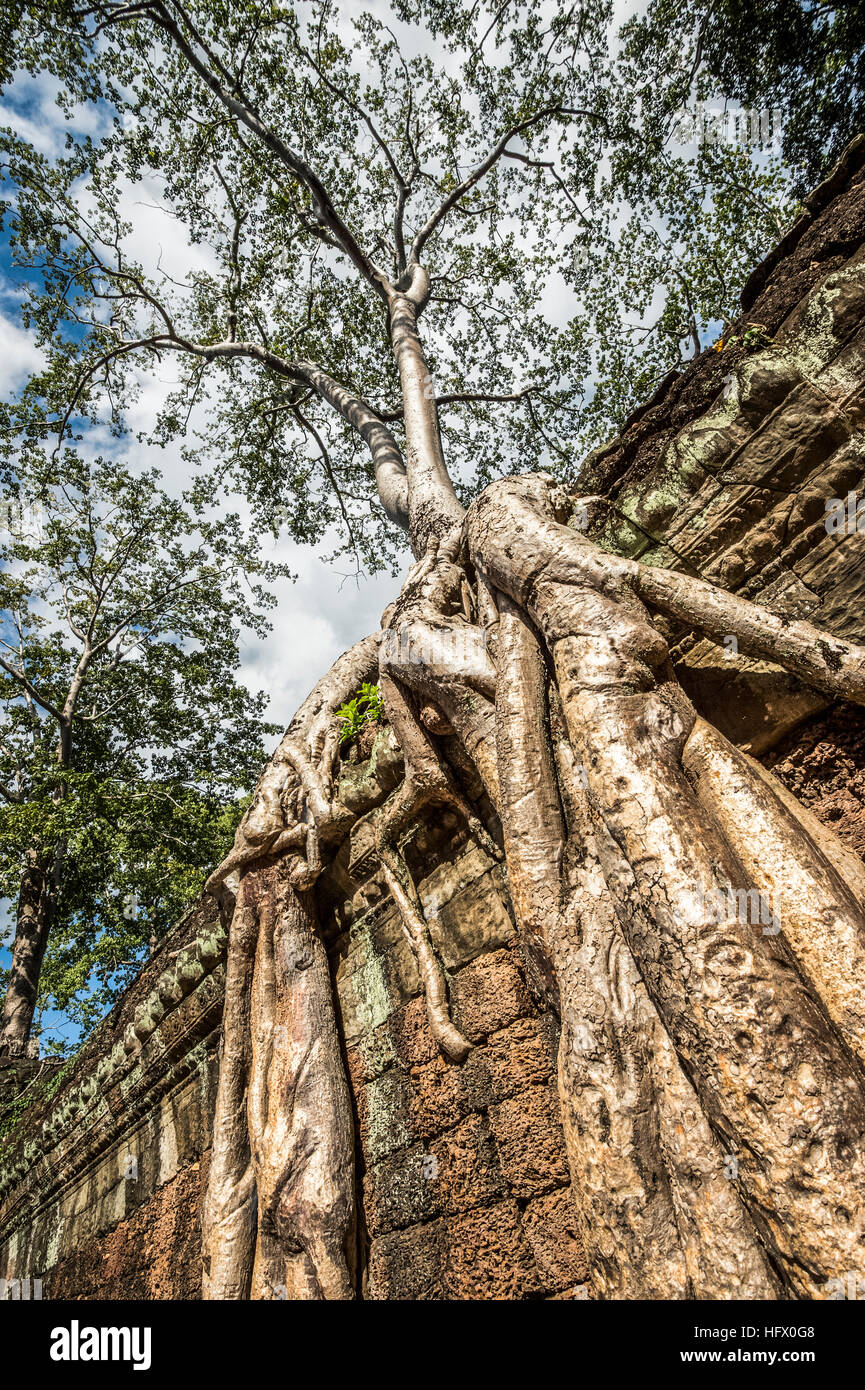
[335,682,385,746]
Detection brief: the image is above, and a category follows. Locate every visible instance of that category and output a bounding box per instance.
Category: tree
[2,0,865,1301]
[623,0,865,191]
[0,453,280,1051]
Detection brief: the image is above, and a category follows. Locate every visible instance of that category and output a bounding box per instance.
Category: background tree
[0,454,280,1052]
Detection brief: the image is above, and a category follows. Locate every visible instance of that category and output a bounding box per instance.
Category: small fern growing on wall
[336,682,385,746]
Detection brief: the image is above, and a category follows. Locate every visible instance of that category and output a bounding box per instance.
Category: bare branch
[409,105,602,262]
[375,385,538,422]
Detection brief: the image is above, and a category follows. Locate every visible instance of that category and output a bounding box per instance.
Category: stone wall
[0,796,588,1300]
[0,902,224,1299]
[327,812,586,1299]
[2,138,865,1301]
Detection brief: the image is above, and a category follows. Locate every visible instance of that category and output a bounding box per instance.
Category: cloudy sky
[0,0,650,732]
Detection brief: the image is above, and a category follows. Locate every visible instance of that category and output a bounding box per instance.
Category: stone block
[488,1085,570,1198]
[441,1199,544,1300]
[450,949,532,1043]
[520,1187,588,1292]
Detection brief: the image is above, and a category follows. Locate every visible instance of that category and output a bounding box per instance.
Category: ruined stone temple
[2,139,865,1300]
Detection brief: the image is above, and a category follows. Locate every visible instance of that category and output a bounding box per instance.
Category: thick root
[204,468,865,1302]
[495,598,776,1298]
[201,878,259,1300]
[380,856,472,1063]
[683,717,865,1066]
[468,472,865,1298]
[206,635,379,903]
[376,671,475,1062]
[245,864,356,1300]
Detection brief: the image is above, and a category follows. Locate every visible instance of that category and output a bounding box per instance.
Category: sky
[0,24,411,1045]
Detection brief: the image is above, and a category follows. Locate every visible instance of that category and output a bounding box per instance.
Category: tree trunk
[387,270,465,555]
[204,464,865,1296]
[201,325,865,1296]
[0,846,59,1055]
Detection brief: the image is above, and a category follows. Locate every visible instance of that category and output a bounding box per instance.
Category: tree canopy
[626,0,865,192]
[0,0,798,572]
[0,454,280,1046]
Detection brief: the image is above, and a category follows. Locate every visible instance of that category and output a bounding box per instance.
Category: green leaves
[624,0,865,194]
[335,680,384,745]
[0,0,808,565]
[0,453,279,1047]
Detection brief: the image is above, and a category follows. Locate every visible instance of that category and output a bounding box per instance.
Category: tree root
[204,861,355,1300]
[683,717,865,1066]
[201,876,258,1300]
[374,670,483,1062]
[495,597,777,1297]
[204,467,865,1301]
[467,472,865,1298]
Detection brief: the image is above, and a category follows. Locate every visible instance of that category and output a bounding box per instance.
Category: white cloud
[0,312,43,395]
[238,534,405,741]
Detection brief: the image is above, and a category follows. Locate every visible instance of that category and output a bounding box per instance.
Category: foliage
[0,0,799,561]
[336,682,384,746]
[0,454,280,1045]
[623,0,865,193]
[0,1053,76,1137]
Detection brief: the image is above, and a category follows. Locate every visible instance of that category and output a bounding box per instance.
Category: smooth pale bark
[494,595,563,1003]
[201,878,258,1300]
[380,538,499,804]
[208,635,380,904]
[635,566,865,708]
[203,463,865,1302]
[295,361,409,532]
[246,865,355,1300]
[468,474,865,1297]
[204,864,356,1300]
[376,671,475,1062]
[494,602,777,1297]
[548,638,865,1298]
[387,270,465,555]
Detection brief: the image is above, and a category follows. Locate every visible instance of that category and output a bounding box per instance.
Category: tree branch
[0,656,66,725]
[409,105,601,262]
[91,0,393,298]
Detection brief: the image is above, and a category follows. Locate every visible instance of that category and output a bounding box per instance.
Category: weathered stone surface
[579,141,865,754]
[450,948,533,1043]
[521,1188,589,1291]
[46,1155,210,1300]
[488,1086,571,1199]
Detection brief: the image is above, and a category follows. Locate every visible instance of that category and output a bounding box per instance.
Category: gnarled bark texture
[201,141,865,1301]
